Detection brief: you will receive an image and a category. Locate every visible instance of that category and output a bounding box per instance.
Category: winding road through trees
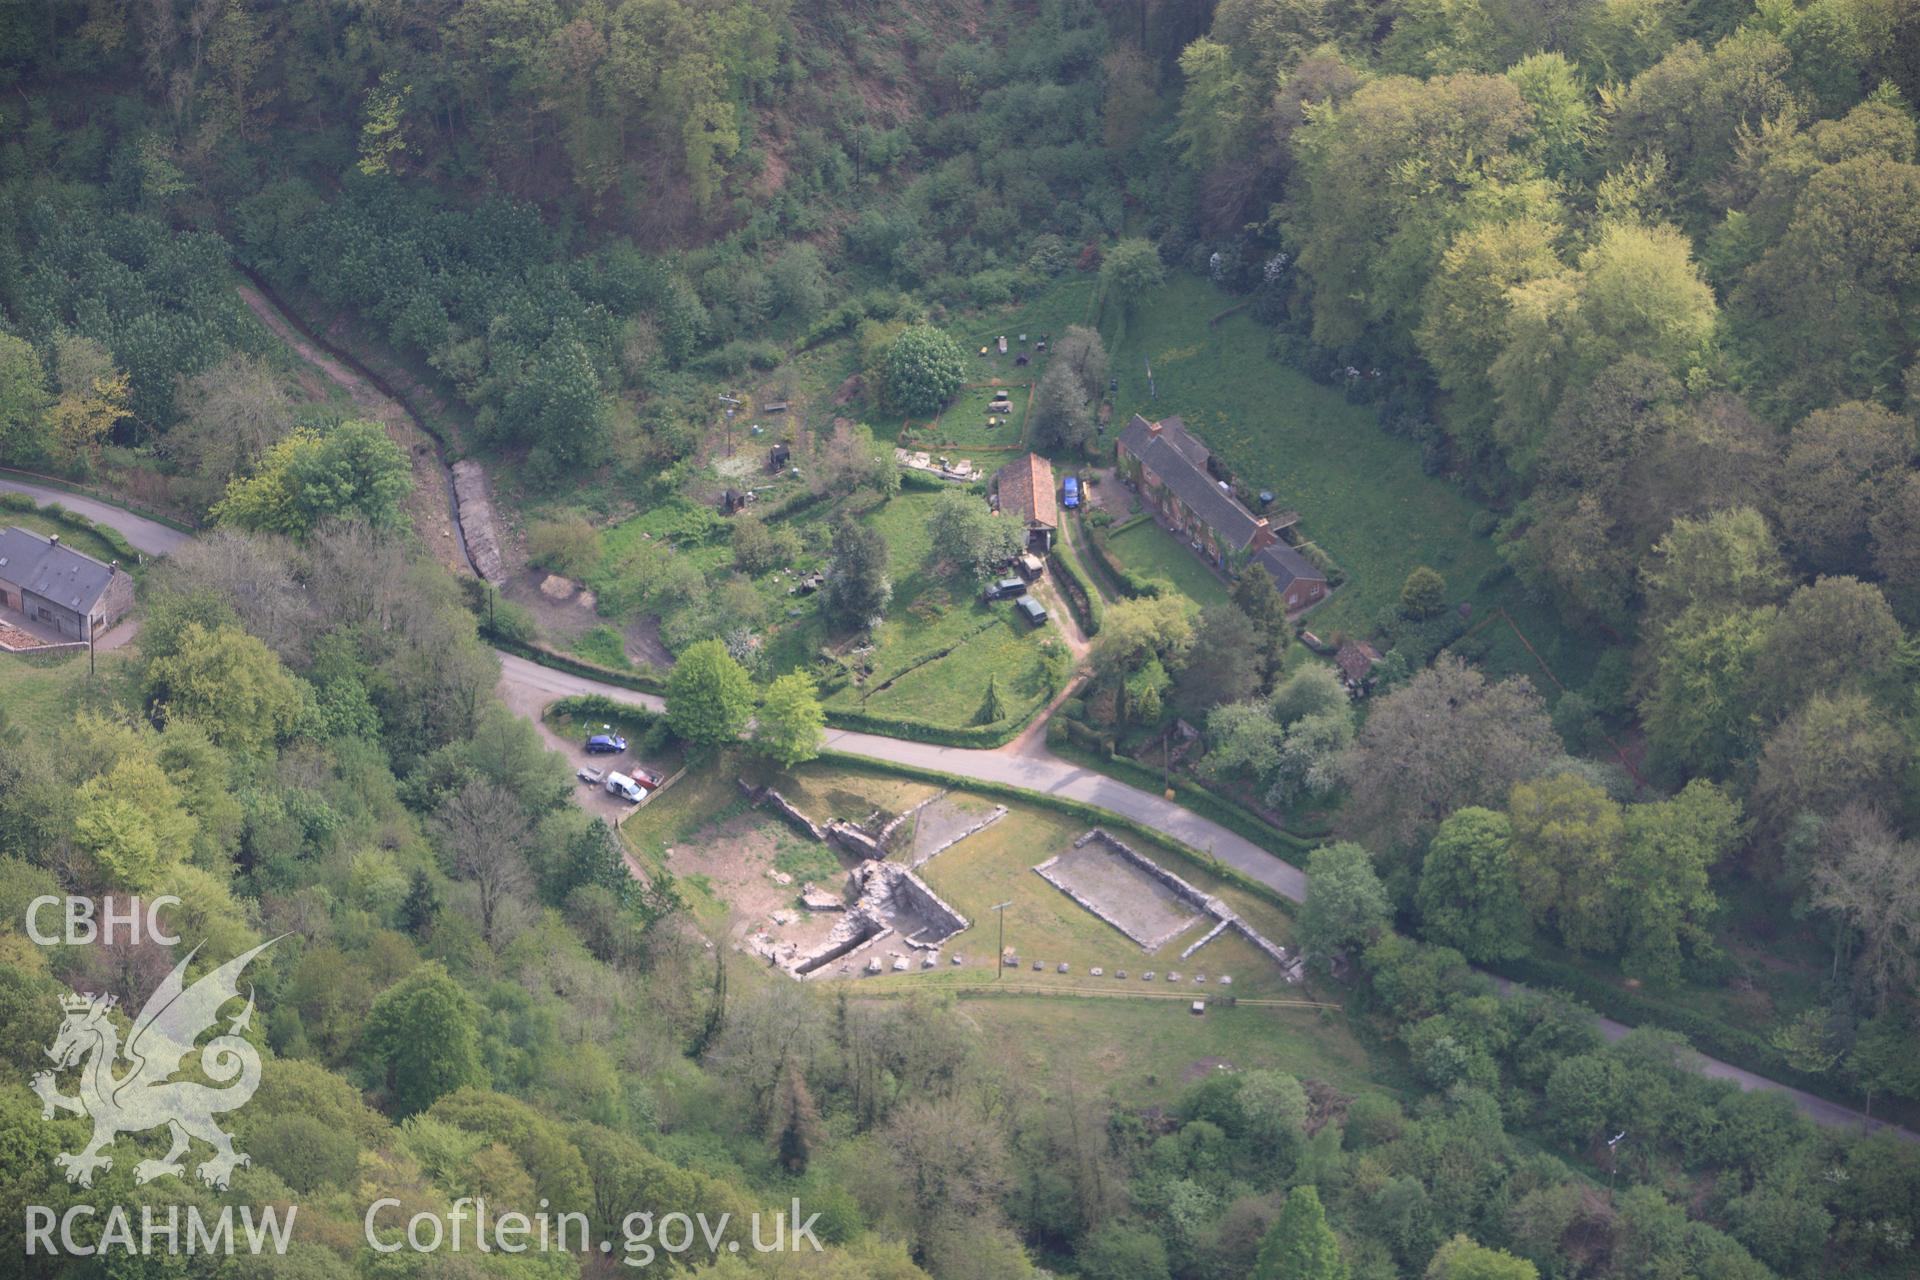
[55,285,1909,1144]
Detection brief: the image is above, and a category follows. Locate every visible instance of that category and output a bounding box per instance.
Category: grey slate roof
[1256,540,1328,591]
[0,527,119,613]
[1117,415,1264,550]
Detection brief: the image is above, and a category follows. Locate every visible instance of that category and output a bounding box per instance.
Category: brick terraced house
[1116,414,1329,611]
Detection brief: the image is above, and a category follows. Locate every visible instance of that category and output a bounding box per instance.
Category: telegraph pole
[990,900,1012,979]
[1606,1131,1627,1202]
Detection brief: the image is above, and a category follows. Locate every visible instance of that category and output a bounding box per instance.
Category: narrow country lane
[28,446,1914,1143]
[492,649,1917,1143]
[0,477,188,557]
[34,308,1904,1146]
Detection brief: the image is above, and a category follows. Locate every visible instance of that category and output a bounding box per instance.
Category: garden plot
[1035,836,1210,951]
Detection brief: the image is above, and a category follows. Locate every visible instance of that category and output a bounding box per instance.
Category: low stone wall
[1073,828,1225,917]
[1180,918,1231,960]
[1052,829,1303,983]
[855,859,971,939]
[907,804,1007,869]
[827,821,884,859]
[742,782,828,842]
[877,791,942,846]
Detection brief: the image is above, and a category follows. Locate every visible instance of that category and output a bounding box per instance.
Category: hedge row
[547,693,663,727]
[0,492,147,566]
[814,749,1298,916]
[485,627,1041,750]
[899,467,973,493]
[1046,548,1102,637]
[1043,728,1313,860]
[486,630,670,694]
[824,704,1030,750]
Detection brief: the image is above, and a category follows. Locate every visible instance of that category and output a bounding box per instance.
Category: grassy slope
[1104,275,1602,695]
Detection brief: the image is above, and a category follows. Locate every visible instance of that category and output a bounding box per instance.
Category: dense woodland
[2,1,1920,1278]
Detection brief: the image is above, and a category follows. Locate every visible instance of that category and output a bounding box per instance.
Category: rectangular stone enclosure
[1035,839,1205,951]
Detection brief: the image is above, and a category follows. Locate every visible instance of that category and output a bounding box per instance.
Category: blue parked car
[1062,475,1081,508]
[585,732,628,754]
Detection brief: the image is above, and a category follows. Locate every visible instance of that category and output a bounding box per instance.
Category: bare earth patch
[667,811,853,956]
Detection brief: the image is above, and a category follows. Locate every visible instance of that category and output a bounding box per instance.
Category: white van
[605,772,648,803]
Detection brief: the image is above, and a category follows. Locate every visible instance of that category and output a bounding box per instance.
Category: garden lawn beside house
[1105,275,1601,695]
[1105,517,1233,610]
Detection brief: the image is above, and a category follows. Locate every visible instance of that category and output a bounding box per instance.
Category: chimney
[1146,419,1162,438]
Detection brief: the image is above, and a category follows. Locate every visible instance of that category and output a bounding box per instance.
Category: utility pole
[1606,1131,1627,1202]
[990,900,1012,979]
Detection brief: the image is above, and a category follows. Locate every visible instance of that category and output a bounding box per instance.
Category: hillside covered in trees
[1,2,1919,1280]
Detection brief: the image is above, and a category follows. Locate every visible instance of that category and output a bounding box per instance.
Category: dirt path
[234,283,471,576]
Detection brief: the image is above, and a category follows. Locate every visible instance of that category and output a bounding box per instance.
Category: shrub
[884,324,967,416]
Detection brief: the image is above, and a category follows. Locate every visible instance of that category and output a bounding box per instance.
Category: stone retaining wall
[1053,829,1304,983]
[741,782,827,842]
[451,461,506,582]
[828,821,884,859]
[907,805,1007,868]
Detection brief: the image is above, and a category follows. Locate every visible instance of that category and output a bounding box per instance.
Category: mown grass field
[901,380,1031,451]
[1106,517,1233,610]
[1104,275,1602,695]
[902,996,1393,1110]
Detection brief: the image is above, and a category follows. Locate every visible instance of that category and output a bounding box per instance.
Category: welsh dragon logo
[31,939,278,1190]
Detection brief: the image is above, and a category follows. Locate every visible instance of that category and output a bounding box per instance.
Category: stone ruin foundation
[1036,829,1305,983]
[790,859,970,978]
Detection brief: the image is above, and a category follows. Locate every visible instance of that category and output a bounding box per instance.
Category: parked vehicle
[585,730,627,754]
[576,765,607,786]
[1015,595,1048,626]
[605,772,648,803]
[629,766,666,789]
[985,575,1026,601]
[1062,475,1080,508]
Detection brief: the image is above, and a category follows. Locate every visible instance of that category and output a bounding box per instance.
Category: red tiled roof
[994,453,1057,529]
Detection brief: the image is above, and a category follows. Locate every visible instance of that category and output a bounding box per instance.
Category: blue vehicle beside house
[1062,475,1080,508]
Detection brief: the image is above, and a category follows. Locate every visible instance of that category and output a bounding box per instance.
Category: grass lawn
[1106,518,1233,610]
[1105,275,1602,695]
[778,490,1057,730]
[857,995,1393,1110]
[0,648,132,736]
[901,380,1032,451]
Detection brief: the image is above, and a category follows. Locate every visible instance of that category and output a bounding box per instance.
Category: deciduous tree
[752,672,825,769]
[1418,808,1530,962]
[1299,843,1391,960]
[1338,658,1558,855]
[1253,1185,1347,1280]
[666,640,754,746]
